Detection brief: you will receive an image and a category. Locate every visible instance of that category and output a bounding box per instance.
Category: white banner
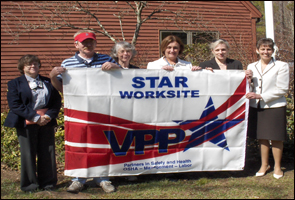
[63,68,249,177]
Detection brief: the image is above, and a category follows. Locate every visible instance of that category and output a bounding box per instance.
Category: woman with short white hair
[110,41,138,69]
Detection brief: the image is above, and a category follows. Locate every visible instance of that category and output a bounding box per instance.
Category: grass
[1,167,294,199]
[1,139,294,199]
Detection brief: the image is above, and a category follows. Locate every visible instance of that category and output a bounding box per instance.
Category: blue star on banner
[174,97,243,152]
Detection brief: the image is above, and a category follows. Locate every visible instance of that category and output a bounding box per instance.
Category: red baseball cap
[74,32,96,42]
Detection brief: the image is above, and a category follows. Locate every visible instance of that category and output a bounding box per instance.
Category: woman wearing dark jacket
[4,54,61,192]
[199,39,252,82]
[199,39,243,70]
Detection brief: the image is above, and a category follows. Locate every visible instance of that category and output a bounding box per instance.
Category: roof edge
[241,1,263,18]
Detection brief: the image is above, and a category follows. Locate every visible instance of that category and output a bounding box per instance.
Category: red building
[1,1,262,112]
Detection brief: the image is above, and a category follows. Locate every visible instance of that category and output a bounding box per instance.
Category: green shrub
[1,112,20,170]
[54,106,65,171]
[180,43,211,66]
[1,108,65,171]
[286,96,294,140]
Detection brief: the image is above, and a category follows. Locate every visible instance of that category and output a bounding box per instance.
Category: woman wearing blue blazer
[4,55,62,192]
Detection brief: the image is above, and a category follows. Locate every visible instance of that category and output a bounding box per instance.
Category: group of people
[4,30,289,194]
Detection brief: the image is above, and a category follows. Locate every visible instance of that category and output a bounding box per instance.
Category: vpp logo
[104,96,245,156]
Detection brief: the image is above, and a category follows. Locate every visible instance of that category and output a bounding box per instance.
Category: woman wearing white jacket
[246,38,289,179]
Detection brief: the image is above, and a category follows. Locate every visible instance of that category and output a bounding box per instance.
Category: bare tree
[274,1,294,56]
[1,1,178,46]
[1,1,263,68]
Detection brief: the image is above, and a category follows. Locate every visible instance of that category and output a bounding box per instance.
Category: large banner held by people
[63,68,249,177]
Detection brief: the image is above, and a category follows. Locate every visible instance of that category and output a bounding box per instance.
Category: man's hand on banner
[50,67,66,77]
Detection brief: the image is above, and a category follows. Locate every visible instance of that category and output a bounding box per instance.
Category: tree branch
[75,1,116,42]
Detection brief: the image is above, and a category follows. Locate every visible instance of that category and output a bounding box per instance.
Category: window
[160,30,218,46]
[160,31,188,46]
[192,32,218,44]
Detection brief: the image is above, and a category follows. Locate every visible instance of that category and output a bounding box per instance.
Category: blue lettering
[146,77,160,88]
[119,91,133,99]
[134,130,157,155]
[175,77,188,87]
[158,76,173,88]
[166,90,175,98]
[145,91,155,98]
[105,129,186,156]
[132,77,145,88]
[119,90,200,99]
[191,90,199,97]
[134,91,144,99]
[177,91,181,98]
[156,129,186,153]
[182,90,190,98]
[156,91,166,98]
[103,131,134,156]
[132,76,189,88]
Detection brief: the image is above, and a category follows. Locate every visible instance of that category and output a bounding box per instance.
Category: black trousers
[16,125,57,191]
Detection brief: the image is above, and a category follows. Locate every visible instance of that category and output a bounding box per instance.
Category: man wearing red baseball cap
[50,30,120,93]
[49,30,119,193]
[74,31,97,42]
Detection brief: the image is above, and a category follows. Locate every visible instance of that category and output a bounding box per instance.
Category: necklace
[164,57,177,67]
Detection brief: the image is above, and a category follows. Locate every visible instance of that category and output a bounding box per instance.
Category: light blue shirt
[25,75,49,122]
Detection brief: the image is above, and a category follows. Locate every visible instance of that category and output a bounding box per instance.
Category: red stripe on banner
[64,121,135,145]
[225,103,246,121]
[64,108,134,125]
[65,144,182,170]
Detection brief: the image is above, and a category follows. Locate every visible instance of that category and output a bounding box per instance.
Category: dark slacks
[16,124,57,192]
